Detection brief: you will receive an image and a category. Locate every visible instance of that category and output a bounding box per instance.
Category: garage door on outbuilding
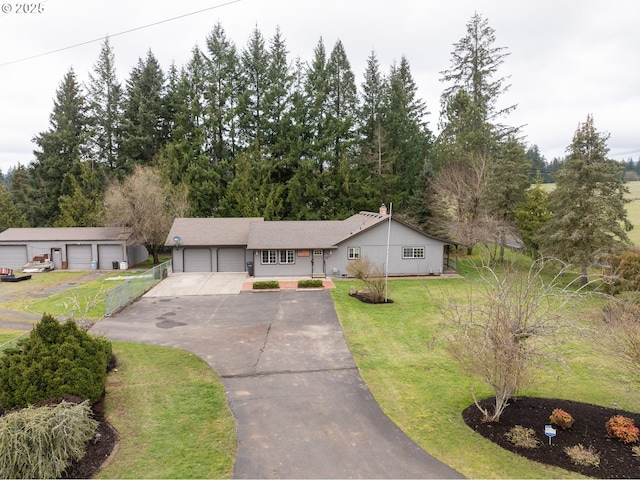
[218,247,246,272]
[0,245,28,270]
[67,244,93,269]
[183,248,212,272]
[98,244,123,270]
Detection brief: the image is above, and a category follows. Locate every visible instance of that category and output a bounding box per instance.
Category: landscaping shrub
[606,415,639,443]
[252,280,279,290]
[550,408,575,429]
[564,444,600,467]
[297,279,324,288]
[633,445,640,457]
[0,314,113,410]
[505,425,540,449]
[345,256,388,303]
[603,250,640,294]
[0,400,98,479]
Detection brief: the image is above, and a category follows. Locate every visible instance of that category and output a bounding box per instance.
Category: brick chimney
[379,204,387,215]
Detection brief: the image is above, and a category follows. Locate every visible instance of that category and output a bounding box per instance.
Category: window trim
[279,249,295,264]
[261,250,277,264]
[402,246,425,259]
[347,247,360,260]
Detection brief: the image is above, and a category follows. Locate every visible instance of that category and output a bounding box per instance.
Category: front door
[312,249,325,277]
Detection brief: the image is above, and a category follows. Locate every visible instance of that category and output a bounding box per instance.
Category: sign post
[544,425,557,445]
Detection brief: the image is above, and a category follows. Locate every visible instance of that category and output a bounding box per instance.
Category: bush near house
[0,314,112,410]
[252,280,280,290]
[298,279,324,288]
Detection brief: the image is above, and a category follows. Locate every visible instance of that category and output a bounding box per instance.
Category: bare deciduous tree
[103,165,189,264]
[430,155,488,254]
[440,257,584,422]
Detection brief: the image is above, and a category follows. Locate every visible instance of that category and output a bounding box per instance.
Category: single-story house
[0,227,148,270]
[166,207,457,277]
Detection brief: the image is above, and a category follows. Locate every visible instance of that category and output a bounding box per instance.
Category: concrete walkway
[92,289,464,479]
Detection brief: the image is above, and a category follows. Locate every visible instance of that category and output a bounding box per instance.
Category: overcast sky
[0,0,638,175]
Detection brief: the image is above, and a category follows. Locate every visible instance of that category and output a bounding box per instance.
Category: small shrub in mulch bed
[297,279,324,288]
[463,396,640,478]
[253,280,280,290]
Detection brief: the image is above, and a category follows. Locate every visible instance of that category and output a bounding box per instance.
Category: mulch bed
[61,399,118,479]
[463,396,640,478]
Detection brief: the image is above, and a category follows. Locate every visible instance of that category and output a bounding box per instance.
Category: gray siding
[253,250,314,277]
[327,220,445,277]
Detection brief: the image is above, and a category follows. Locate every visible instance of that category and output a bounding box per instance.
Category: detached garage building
[0,227,148,271]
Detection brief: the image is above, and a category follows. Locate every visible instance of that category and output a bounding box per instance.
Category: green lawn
[96,342,236,479]
[331,269,639,478]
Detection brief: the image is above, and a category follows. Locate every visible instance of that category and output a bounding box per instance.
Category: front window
[347,247,360,260]
[280,249,295,264]
[313,249,323,256]
[261,250,277,264]
[403,246,425,259]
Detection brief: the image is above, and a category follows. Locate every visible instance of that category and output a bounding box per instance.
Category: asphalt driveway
[92,288,464,478]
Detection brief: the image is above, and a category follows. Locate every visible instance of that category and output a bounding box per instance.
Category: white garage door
[98,244,123,270]
[217,248,246,272]
[183,248,212,272]
[67,244,93,269]
[0,245,28,270]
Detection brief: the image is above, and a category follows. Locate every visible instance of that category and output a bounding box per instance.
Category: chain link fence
[104,260,171,317]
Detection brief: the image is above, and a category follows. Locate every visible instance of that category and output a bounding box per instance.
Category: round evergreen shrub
[0,314,112,410]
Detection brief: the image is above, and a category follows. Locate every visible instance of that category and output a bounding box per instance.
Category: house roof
[247,221,358,249]
[0,227,134,242]
[165,212,456,249]
[165,217,264,246]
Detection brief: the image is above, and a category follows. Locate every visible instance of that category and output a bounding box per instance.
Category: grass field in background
[331,260,639,478]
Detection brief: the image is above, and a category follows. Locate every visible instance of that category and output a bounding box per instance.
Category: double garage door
[183,247,246,272]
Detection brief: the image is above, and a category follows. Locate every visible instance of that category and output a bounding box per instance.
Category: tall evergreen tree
[358,50,387,174]
[383,56,431,204]
[55,162,104,227]
[237,26,269,149]
[0,182,27,231]
[325,40,358,171]
[440,12,515,131]
[515,172,551,253]
[119,50,167,174]
[29,68,88,226]
[482,137,531,261]
[203,22,240,166]
[540,115,632,285]
[264,26,295,180]
[305,38,331,173]
[86,37,122,172]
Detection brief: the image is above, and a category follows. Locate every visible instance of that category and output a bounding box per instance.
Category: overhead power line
[0,0,242,68]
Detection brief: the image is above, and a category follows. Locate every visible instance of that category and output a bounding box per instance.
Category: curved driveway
[92,288,464,479]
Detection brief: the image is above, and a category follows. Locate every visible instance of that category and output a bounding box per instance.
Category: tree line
[0,13,632,275]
